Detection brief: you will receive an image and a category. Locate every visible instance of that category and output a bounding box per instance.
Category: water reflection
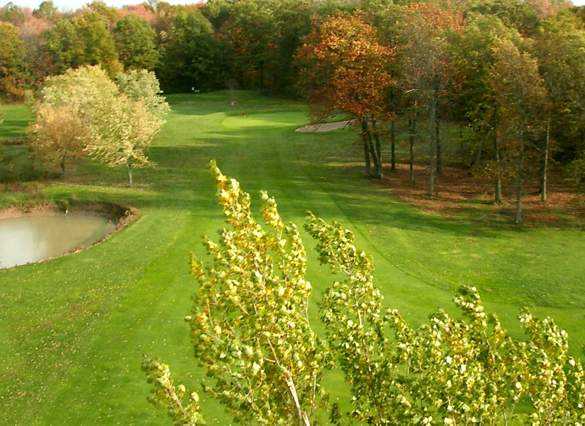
[0,213,115,269]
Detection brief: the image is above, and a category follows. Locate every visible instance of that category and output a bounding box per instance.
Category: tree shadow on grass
[0,117,29,140]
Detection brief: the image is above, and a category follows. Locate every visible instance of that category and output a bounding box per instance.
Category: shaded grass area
[1,91,584,424]
[384,120,585,227]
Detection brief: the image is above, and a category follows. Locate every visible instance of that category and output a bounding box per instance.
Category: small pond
[0,213,116,269]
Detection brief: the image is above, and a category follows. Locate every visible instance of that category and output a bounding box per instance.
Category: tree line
[2,0,585,222]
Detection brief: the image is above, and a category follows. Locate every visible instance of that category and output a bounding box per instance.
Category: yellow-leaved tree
[29,104,89,175]
[144,162,584,425]
[33,65,169,185]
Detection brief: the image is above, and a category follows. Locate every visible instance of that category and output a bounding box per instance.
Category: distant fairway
[1,92,584,424]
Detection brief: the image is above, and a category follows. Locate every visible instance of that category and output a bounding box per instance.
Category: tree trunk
[540,118,551,203]
[368,138,378,173]
[374,136,383,179]
[366,123,380,179]
[128,164,133,186]
[259,60,265,91]
[514,138,525,225]
[428,90,438,197]
[409,117,416,186]
[60,156,66,176]
[284,372,311,426]
[435,115,442,176]
[372,119,383,179]
[390,120,396,171]
[361,120,371,176]
[473,138,484,168]
[494,128,502,204]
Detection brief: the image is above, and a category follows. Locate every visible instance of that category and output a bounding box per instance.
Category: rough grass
[1,91,584,424]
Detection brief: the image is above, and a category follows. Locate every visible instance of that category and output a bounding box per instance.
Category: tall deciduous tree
[534,14,585,202]
[84,0,120,29]
[33,1,58,21]
[0,22,26,100]
[0,2,25,26]
[213,0,278,91]
[397,2,462,196]
[157,9,222,92]
[298,13,394,179]
[44,12,122,76]
[449,15,522,203]
[488,39,548,224]
[114,15,159,71]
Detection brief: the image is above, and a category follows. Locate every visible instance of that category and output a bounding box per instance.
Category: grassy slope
[1,92,584,424]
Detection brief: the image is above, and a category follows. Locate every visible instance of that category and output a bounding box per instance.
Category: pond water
[0,213,116,269]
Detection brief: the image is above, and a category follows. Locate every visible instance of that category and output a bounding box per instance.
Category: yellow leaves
[37,65,169,178]
[309,211,585,424]
[251,362,261,376]
[191,257,204,279]
[142,358,205,425]
[185,162,327,424]
[145,165,584,425]
[29,103,88,171]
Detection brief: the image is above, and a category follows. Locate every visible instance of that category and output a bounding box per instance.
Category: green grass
[1,91,584,424]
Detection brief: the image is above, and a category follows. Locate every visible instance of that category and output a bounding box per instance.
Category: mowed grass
[1,92,584,424]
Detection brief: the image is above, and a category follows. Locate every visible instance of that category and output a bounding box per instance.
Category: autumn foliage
[298,13,393,121]
[298,13,394,178]
[145,165,585,425]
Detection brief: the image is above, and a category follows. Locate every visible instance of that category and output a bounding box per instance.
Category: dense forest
[2,0,585,224]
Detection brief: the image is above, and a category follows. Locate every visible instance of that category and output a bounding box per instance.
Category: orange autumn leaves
[297,13,394,122]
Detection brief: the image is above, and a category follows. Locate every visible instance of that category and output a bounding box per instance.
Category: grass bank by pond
[1,92,584,424]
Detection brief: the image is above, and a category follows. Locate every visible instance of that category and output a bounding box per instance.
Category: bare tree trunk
[428,90,438,197]
[435,115,442,175]
[60,156,66,176]
[366,123,380,178]
[372,119,383,179]
[514,138,525,225]
[409,117,416,186]
[374,136,383,179]
[390,120,396,171]
[494,128,502,204]
[284,372,311,426]
[259,60,265,91]
[540,118,551,203]
[473,138,484,168]
[368,138,378,174]
[361,119,371,176]
[128,164,133,186]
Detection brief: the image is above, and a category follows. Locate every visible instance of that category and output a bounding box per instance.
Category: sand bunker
[295,120,355,133]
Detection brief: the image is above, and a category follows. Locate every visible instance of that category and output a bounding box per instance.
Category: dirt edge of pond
[0,201,140,269]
